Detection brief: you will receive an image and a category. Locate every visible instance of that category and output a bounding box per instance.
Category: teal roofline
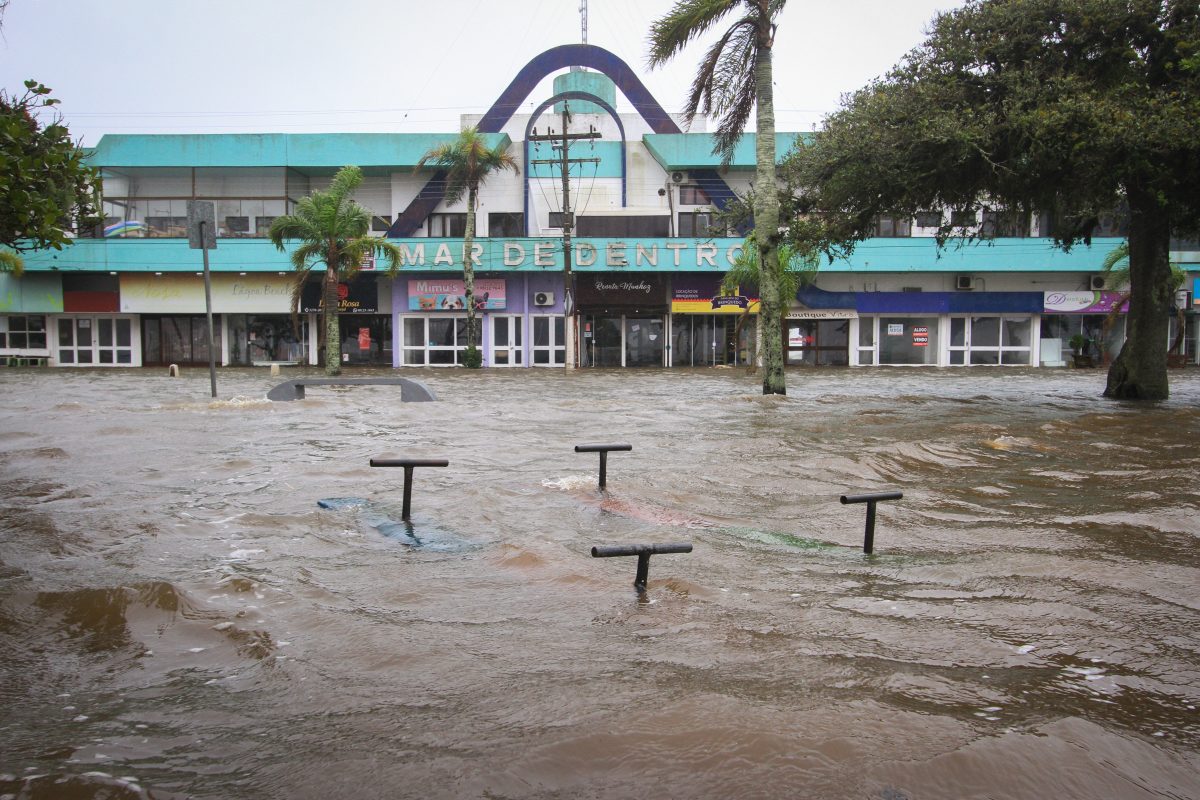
[642,132,811,170]
[20,236,1132,274]
[89,133,513,169]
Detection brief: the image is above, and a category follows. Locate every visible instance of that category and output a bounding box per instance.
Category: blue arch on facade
[522,91,627,236]
[389,43,737,237]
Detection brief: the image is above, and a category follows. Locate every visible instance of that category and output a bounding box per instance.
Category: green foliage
[721,231,817,301]
[1099,240,1186,294]
[417,127,519,358]
[415,127,519,207]
[647,0,786,165]
[0,80,99,273]
[782,0,1198,400]
[462,347,483,369]
[649,0,789,395]
[784,0,1200,253]
[268,165,404,375]
[268,165,403,285]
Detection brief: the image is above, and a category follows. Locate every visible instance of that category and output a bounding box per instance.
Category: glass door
[582,315,623,367]
[491,315,523,367]
[531,315,564,366]
[625,315,664,367]
[57,316,136,366]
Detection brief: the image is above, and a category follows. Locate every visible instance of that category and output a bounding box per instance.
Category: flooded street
[1,366,1198,799]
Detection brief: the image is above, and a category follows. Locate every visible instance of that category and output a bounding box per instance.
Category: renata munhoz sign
[389,238,748,272]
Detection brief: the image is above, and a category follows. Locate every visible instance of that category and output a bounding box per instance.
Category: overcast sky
[1,0,961,146]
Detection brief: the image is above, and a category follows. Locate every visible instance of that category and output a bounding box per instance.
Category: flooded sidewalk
[1,367,1198,799]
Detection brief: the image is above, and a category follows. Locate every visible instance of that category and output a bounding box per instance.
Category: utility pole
[529,104,600,370]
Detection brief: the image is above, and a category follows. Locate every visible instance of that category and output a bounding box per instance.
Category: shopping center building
[4,44,1197,369]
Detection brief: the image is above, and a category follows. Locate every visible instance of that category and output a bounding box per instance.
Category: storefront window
[786,319,850,366]
[399,316,480,366]
[0,315,48,350]
[142,316,221,365]
[879,317,938,365]
[970,314,1000,363]
[339,315,391,366]
[948,316,1031,365]
[625,316,664,367]
[1040,315,1121,362]
[1001,317,1032,364]
[236,316,308,364]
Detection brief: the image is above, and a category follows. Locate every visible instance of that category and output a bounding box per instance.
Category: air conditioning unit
[533,291,555,307]
[955,275,974,290]
[1090,275,1106,290]
[671,171,686,184]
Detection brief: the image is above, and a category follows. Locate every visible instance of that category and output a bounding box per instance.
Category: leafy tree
[269,165,403,376]
[1,80,99,274]
[416,127,519,368]
[648,0,789,395]
[783,0,1199,400]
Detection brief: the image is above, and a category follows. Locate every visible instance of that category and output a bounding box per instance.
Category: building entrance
[672,315,754,366]
[581,314,665,367]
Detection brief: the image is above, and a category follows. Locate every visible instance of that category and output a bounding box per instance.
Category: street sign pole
[187,201,218,398]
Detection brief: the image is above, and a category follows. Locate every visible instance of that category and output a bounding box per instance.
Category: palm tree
[1100,241,1188,358]
[649,0,788,394]
[416,127,519,367]
[269,165,402,376]
[721,233,817,368]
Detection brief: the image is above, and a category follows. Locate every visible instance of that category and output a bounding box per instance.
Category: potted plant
[1069,334,1094,367]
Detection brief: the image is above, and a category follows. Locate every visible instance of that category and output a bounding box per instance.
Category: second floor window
[429,213,466,237]
[950,209,977,228]
[981,209,1028,237]
[677,184,710,206]
[488,212,525,237]
[874,215,912,238]
[678,211,718,237]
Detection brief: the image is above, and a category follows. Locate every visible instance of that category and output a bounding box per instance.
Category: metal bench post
[839,491,904,553]
[591,542,692,592]
[370,458,450,520]
[574,443,632,489]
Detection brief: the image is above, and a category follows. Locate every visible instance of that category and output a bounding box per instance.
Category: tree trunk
[463,184,479,365]
[1104,188,1171,400]
[323,263,341,377]
[754,38,785,396]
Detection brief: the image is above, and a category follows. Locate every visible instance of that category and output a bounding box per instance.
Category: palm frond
[647,0,741,69]
[417,127,519,208]
[289,241,324,273]
[683,16,756,120]
[368,239,407,275]
[1100,241,1131,290]
[723,232,818,299]
[0,248,24,275]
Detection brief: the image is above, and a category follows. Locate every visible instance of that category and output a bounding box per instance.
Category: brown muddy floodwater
[1,366,1198,800]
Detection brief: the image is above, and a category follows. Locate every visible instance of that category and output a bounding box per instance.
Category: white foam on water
[228,549,264,559]
[541,475,596,492]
